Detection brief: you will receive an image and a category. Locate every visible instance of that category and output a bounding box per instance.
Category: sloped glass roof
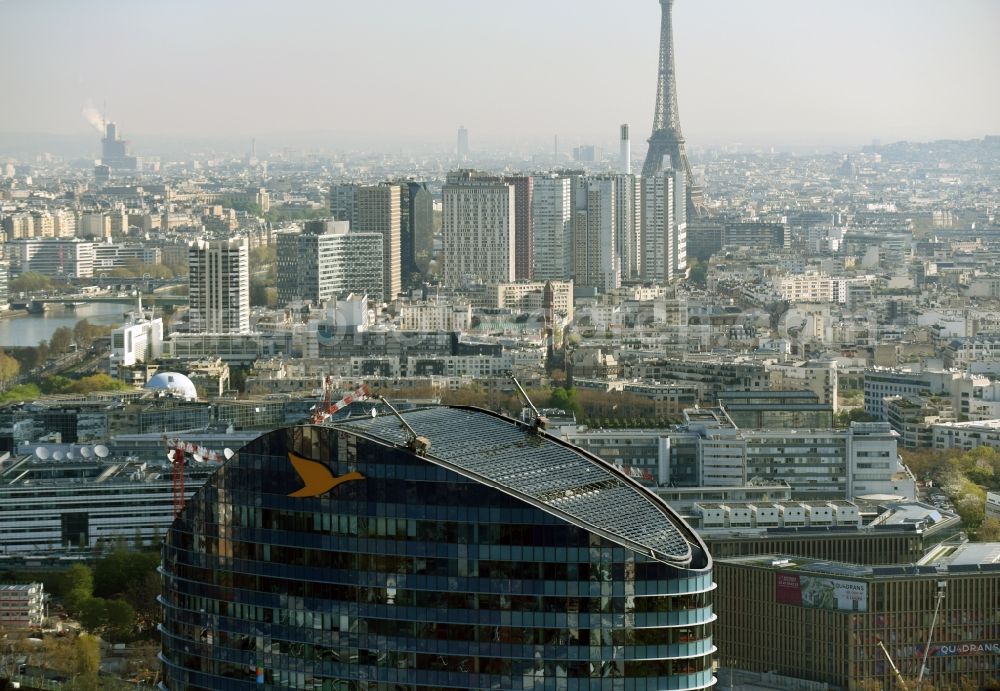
[337,406,695,565]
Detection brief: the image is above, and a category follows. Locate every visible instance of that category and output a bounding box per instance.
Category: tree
[74,633,101,677]
[73,319,112,349]
[125,569,162,625]
[25,340,52,369]
[0,350,20,387]
[64,374,131,394]
[9,272,53,293]
[60,563,94,614]
[835,408,876,428]
[249,244,276,267]
[94,548,160,600]
[78,597,108,632]
[977,516,1000,542]
[549,387,582,418]
[250,279,270,307]
[0,383,40,404]
[49,326,74,354]
[41,375,73,394]
[104,598,136,641]
[688,259,708,286]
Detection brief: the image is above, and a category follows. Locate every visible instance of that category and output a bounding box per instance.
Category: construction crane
[875,638,910,691]
[162,436,235,517]
[916,582,947,691]
[311,381,370,424]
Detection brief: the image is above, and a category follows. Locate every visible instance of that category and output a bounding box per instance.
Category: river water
[0,302,132,347]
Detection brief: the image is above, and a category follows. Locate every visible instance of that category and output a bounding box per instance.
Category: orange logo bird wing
[287,451,364,497]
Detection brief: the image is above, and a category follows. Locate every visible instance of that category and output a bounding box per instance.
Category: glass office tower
[160,406,716,690]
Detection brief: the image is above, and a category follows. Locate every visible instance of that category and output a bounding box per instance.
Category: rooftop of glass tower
[336,405,704,567]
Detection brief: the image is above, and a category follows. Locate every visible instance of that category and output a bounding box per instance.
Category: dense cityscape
[1,1,999,690]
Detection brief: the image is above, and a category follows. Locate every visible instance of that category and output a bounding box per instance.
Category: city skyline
[1,0,998,153]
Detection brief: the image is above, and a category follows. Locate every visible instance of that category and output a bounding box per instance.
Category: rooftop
[721,541,1000,578]
[933,419,1000,430]
[336,406,706,568]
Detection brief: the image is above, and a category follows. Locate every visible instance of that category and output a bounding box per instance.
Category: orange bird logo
[287,451,364,498]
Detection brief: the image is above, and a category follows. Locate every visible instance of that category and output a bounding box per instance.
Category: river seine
[0,302,131,347]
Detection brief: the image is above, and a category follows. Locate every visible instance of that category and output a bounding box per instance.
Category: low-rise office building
[718,390,833,430]
[932,419,1000,452]
[696,500,962,565]
[0,583,45,629]
[715,543,1000,690]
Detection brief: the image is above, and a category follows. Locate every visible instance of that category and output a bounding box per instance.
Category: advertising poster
[775,572,868,612]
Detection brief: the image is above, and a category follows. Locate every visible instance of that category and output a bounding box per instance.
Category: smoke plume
[81,102,104,134]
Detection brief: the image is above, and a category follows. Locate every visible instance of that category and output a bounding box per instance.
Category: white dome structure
[145,372,198,401]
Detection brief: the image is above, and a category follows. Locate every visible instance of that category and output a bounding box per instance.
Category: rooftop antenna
[378,396,430,456]
[509,373,548,432]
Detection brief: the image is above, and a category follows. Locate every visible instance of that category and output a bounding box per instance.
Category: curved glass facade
[161,407,716,690]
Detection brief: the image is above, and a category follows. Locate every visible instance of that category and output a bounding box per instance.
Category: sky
[1,0,998,152]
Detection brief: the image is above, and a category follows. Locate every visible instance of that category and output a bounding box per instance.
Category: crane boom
[876,639,910,691]
[163,436,235,517]
[312,382,370,424]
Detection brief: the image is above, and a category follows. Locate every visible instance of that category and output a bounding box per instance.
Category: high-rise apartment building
[327,184,401,301]
[457,125,469,161]
[275,221,384,306]
[442,174,515,287]
[328,184,355,223]
[614,173,642,282]
[505,175,534,280]
[531,175,573,281]
[620,123,631,174]
[397,181,433,284]
[643,166,687,284]
[572,176,620,293]
[187,238,249,334]
[100,122,140,171]
[354,184,400,301]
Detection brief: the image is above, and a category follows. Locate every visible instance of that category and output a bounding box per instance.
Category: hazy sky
[1,0,998,151]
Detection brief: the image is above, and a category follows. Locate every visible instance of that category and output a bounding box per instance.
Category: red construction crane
[311,381,370,424]
[162,436,235,517]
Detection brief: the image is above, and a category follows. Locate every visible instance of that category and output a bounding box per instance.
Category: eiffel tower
[642,0,703,215]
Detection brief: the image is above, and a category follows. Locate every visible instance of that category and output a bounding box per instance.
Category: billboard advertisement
[776,572,868,612]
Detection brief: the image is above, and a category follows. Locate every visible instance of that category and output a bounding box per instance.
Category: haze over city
[2,1,1000,689]
[1,0,998,153]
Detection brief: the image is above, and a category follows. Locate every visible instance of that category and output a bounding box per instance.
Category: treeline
[0,374,131,404]
[97,260,186,280]
[372,383,680,429]
[5,546,162,641]
[2,319,114,378]
[901,446,1000,540]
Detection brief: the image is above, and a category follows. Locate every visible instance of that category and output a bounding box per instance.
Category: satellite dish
[166,450,176,461]
[52,451,64,461]
[94,445,109,458]
[80,447,92,458]
[371,408,378,418]
[223,448,235,460]
[35,447,50,460]
[66,450,75,459]
[192,453,204,463]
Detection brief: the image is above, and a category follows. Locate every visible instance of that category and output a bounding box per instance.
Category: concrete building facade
[187,238,250,334]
